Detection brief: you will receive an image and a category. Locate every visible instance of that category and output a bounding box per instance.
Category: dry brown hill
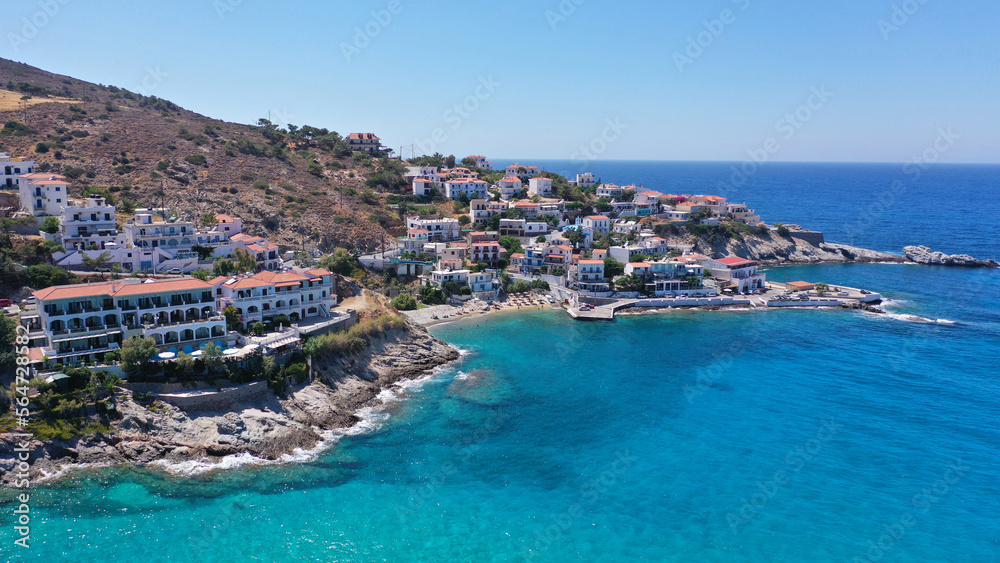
[0,58,409,252]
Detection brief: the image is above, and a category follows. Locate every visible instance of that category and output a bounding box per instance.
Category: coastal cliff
[0,323,459,485]
[660,228,907,264]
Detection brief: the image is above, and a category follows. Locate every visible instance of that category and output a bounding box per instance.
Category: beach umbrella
[157,352,176,360]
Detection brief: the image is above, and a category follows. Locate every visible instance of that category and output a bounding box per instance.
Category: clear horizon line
[486,158,1000,166]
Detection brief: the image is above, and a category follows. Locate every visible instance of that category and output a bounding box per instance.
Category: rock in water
[903,245,999,267]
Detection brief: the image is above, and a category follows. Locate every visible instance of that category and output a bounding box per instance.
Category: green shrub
[184,154,207,166]
[390,294,417,310]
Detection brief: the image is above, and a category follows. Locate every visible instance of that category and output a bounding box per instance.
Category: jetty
[566,284,882,321]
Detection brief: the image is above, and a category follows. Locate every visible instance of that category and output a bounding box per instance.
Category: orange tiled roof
[32,278,215,301]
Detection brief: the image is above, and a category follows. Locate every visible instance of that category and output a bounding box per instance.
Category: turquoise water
[5,264,1000,561]
[4,162,1000,561]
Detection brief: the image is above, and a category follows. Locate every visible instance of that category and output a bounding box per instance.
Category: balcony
[54,342,120,358]
[51,325,123,341]
[142,315,224,331]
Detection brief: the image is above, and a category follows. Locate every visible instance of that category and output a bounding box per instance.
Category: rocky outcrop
[902,245,999,268]
[0,324,459,485]
[658,229,907,265]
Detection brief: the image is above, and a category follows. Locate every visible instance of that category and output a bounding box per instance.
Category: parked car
[0,298,12,307]
[166,268,183,275]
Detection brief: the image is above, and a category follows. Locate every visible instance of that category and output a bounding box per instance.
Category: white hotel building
[28,278,227,364]
[25,268,338,365]
[214,268,338,326]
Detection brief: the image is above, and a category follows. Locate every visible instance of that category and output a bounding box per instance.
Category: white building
[727,203,761,225]
[58,197,119,251]
[428,269,470,286]
[406,216,461,242]
[405,166,440,181]
[613,220,640,234]
[445,179,488,200]
[528,177,554,197]
[469,271,499,299]
[596,183,622,199]
[122,210,199,252]
[572,173,596,188]
[581,215,610,236]
[687,196,728,216]
[212,214,243,238]
[573,260,608,293]
[27,278,228,364]
[467,155,492,170]
[347,132,382,152]
[412,178,435,196]
[1,153,36,189]
[18,173,68,216]
[505,163,541,182]
[215,268,338,326]
[703,256,766,293]
[495,176,523,199]
[498,218,550,238]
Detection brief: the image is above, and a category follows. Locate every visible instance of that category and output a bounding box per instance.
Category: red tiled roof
[228,278,272,289]
[716,257,756,267]
[21,173,65,180]
[33,278,214,301]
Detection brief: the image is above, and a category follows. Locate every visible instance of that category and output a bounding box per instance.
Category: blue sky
[3,0,998,163]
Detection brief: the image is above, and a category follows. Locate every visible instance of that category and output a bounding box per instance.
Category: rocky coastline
[672,229,997,267]
[0,323,460,487]
[903,245,999,268]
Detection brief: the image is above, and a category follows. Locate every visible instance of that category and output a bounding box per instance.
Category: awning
[266,337,300,349]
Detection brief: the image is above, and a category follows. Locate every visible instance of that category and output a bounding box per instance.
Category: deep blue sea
[3,162,1000,562]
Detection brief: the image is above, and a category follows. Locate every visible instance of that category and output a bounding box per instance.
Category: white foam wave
[868,311,958,325]
[150,452,271,476]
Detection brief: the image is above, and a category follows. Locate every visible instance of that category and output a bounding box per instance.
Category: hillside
[0,58,406,251]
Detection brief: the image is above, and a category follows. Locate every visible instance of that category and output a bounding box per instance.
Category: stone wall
[789,230,825,246]
[153,380,270,410]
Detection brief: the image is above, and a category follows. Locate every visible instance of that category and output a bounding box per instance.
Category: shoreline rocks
[0,323,460,487]
[903,245,999,268]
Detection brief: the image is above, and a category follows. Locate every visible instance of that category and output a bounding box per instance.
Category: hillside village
[1,139,857,370]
